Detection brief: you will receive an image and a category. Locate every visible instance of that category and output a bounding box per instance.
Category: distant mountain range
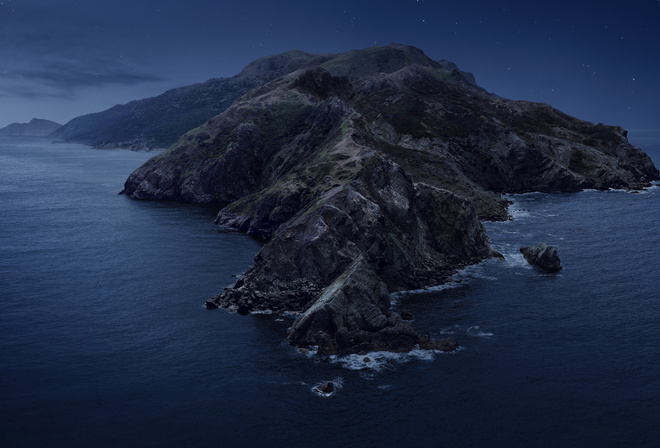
[48,45,482,149]
[0,118,62,137]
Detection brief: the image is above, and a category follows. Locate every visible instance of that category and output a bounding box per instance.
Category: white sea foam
[439,324,461,335]
[466,326,494,338]
[329,347,454,374]
[295,345,319,358]
[509,208,531,220]
[501,229,522,235]
[489,242,533,270]
[390,280,463,299]
[633,183,659,194]
[502,250,532,270]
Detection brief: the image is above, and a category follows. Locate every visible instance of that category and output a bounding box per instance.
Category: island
[120,43,659,355]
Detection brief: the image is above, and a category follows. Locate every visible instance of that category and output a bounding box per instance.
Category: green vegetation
[569,148,597,173]
[253,101,314,149]
[576,123,619,146]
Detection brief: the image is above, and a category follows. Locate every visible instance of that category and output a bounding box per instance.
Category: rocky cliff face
[121,43,659,354]
[211,155,496,311]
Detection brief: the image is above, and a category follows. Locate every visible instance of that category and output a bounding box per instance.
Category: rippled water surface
[1,133,659,447]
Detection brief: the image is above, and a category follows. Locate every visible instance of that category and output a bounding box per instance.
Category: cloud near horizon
[0,1,166,101]
[0,58,165,100]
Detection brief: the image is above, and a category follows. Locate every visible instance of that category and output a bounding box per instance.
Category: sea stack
[520,243,562,272]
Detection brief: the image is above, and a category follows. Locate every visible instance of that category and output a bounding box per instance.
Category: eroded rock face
[286,257,417,355]
[209,156,497,313]
[286,256,460,355]
[520,243,562,272]
[209,157,494,353]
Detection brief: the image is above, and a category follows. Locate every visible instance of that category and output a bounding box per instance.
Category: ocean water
[1,132,659,447]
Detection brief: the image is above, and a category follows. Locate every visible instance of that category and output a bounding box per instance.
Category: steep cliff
[121,43,659,354]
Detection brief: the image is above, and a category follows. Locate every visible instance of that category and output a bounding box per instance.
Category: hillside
[0,118,62,137]
[121,43,659,355]
[49,50,337,149]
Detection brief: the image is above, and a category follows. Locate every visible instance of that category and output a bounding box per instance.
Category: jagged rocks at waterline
[520,243,562,272]
[210,156,497,354]
[286,256,418,355]
[285,257,459,356]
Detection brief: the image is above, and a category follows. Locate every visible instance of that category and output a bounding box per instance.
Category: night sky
[1,0,659,130]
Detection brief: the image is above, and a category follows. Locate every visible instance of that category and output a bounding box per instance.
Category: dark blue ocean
[1,131,659,447]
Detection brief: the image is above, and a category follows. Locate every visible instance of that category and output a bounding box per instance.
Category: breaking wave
[328,347,458,375]
[466,326,494,338]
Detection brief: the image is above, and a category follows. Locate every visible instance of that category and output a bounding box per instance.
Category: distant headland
[0,118,62,137]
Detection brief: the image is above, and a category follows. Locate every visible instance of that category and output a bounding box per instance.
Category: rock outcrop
[313,381,335,395]
[286,256,459,355]
[520,243,562,272]
[209,155,496,353]
[121,43,659,355]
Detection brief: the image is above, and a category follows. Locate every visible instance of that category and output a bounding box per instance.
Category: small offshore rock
[314,382,334,394]
[520,243,562,272]
[363,357,371,362]
[205,300,218,310]
[400,311,414,320]
[491,249,505,260]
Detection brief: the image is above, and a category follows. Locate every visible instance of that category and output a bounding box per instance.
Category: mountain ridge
[48,50,339,148]
[0,118,62,137]
[48,44,481,149]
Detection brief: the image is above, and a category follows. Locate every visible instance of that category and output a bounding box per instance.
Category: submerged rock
[520,243,562,272]
[417,335,460,351]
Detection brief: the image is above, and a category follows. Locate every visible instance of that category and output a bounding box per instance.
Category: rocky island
[120,44,659,355]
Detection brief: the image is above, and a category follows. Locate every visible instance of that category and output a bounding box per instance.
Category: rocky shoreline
[121,44,659,355]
